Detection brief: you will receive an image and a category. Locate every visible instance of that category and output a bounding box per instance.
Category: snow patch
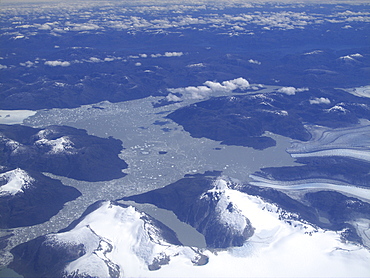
[340,53,363,61]
[326,104,348,113]
[0,136,24,154]
[304,50,323,55]
[0,168,34,196]
[201,177,249,233]
[35,136,76,154]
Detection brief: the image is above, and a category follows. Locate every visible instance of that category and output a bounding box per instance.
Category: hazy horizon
[2,0,369,4]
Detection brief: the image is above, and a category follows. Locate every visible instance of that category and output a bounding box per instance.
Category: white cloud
[309,97,331,105]
[69,23,101,32]
[169,85,212,100]
[44,60,71,67]
[277,87,308,95]
[38,23,52,30]
[164,51,184,57]
[166,93,182,102]
[4,2,370,42]
[205,78,250,92]
[88,57,102,63]
[150,52,183,58]
[20,61,34,67]
[167,77,250,100]
[135,62,142,66]
[296,87,309,92]
[0,65,8,69]
[203,81,228,92]
[232,25,244,31]
[16,24,32,29]
[225,77,250,90]
[52,28,65,33]
[277,87,296,95]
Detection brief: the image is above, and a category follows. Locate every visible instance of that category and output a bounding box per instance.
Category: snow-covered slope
[156,187,370,277]
[0,168,81,228]
[197,177,254,247]
[123,172,254,248]
[152,184,370,277]
[0,168,34,196]
[10,201,208,278]
[10,186,370,278]
[0,124,127,181]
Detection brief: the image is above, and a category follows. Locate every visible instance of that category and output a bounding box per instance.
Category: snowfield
[44,183,370,278]
[149,187,370,277]
[53,202,207,277]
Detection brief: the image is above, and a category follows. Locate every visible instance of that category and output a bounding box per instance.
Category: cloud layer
[2,1,369,41]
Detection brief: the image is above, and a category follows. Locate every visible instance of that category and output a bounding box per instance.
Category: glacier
[9,180,370,278]
[1,1,370,277]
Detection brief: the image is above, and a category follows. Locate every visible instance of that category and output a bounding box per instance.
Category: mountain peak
[10,201,208,278]
[0,168,34,196]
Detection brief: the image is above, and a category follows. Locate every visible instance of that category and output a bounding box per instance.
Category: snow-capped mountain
[198,176,254,247]
[1,1,370,277]
[0,124,127,181]
[0,168,34,196]
[10,201,208,278]
[0,168,81,228]
[9,178,370,278]
[122,172,254,248]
